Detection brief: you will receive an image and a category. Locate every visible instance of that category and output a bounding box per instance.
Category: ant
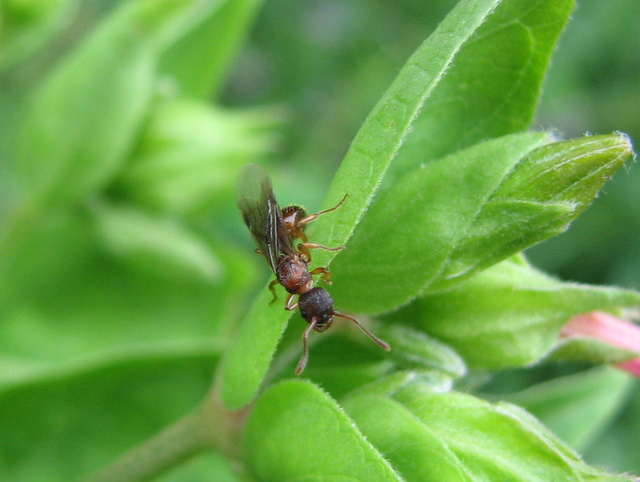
[237,163,390,374]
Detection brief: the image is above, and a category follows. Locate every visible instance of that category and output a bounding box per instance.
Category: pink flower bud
[561,311,640,377]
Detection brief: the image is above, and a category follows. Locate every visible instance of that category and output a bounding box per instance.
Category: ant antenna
[295,312,390,375]
[296,319,318,375]
[333,311,391,351]
[297,194,350,226]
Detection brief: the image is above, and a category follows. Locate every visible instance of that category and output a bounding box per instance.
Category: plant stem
[86,386,251,481]
[87,404,211,482]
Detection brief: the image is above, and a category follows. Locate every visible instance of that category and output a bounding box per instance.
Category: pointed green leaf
[549,337,640,366]
[436,132,634,286]
[389,0,575,180]
[244,380,401,481]
[495,134,633,209]
[331,132,550,313]
[343,394,473,481]
[379,324,467,378]
[502,367,634,451]
[391,390,624,481]
[93,203,222,282]
[416,392,617,479]
[346,384,628,481]
[331,132,633,314]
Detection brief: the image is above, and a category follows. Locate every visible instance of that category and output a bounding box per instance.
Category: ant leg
[309,266,332,285]
[297,194,349,227]
[297,243,311,262]
[268,278,279,305]
[285,293,298,311]
[295,318,319,375]
[291,226,308,244]
[297,242,345,263]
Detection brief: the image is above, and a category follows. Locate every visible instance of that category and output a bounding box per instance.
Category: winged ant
[236,163,390,374]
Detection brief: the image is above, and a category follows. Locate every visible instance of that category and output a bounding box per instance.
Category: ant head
[298,287,334,332]
[295,287,391,375]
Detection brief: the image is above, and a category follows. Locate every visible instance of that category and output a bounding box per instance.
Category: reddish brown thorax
[282,205,308,242]
[276,254,313,295]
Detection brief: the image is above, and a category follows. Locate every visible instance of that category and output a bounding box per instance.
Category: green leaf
[92,203,223,282]
[14,0,210,208]
[388,390,624,481]
[392,259,640,369]
[548,337,640,366]
[159,0,262,100]
[345,384,631,481]
[434,132,634,287]
[0,349,219,480]
[243,380,401,481]
[343,394,473,481]
[379,324,467,378]
[303,0,505,271]
[312,0,575,267]
[388,0,575,180]
[332,132,633,314]
[331,132,550,313]
[347,371,458,405]
[501,367,634,452]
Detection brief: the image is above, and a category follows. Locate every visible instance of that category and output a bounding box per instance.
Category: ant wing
[237,164,294,272]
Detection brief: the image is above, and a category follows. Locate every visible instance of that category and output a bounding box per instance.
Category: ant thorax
[275,254,313,295]
[282,205,308,242]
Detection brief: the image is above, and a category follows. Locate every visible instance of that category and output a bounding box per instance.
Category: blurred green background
[1,0,638,478]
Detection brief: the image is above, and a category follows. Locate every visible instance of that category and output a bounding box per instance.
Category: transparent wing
[236,164,294,271]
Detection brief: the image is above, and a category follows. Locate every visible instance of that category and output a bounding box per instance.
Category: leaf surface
[391,259,640,369]
[244,380,401,481]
